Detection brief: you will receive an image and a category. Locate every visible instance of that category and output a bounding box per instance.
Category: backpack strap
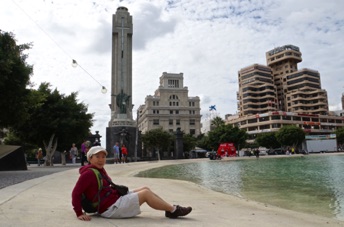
[89,168,103,190]
[85,168,103,213]
[88,168,113,213]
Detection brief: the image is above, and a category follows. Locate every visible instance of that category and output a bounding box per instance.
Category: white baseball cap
[87,146,108,160]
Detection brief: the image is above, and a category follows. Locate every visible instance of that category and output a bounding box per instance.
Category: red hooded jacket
[71,165,121,217]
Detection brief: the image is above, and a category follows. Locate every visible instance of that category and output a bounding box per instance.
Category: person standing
[70,143,78,164]
[80,140,87,166]
[121,144,128,163]
[254,149,260,158]
[36,148,43,166]
[113,142,120,164]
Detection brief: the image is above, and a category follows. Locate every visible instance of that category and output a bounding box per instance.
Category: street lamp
[101,86,107,94]
[72,59,78,67]
[134,108,139,162]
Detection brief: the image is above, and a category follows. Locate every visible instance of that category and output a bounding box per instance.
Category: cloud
[131,2,178,50]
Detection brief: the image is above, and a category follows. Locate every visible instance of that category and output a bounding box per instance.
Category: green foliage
[211,116,225,128]
[256,132,281,149]
[0,30,33,128]
[3,129,22,145]
[335,127,344,145]
[275,125,305,147]
[195,133,210,150]
[0,30,93,152]
[183,134,197,152]
[141,128,173,153]
[13,82,93,151]
[207,124,247,150]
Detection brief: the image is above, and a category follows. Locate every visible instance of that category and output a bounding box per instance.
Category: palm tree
[211,116,225,129]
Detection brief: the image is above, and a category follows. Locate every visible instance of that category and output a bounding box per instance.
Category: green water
[136,155,344,220]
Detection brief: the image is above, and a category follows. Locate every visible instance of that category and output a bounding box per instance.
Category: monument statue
[106,7,141,162]
[116,90,131,114]
[116,127,129,145]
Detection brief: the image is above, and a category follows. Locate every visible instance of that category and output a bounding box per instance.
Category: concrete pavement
[0,158,343,227]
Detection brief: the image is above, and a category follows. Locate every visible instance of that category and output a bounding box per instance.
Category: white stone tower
[106,7,139,161]
[109,6,135,126]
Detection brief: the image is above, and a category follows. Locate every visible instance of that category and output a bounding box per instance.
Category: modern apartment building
[237,64,277,117]
[137,72,202,136]
[266,45,328,114]
[229,45,344,137]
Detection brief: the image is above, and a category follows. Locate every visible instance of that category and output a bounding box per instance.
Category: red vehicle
[217,143,236,157]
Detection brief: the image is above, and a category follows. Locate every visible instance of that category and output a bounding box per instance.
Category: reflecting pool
[136,155,344,220]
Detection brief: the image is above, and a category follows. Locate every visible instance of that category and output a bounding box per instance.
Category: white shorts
[101,192,141,218]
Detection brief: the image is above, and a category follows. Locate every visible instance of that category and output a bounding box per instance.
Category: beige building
[266,45,328,115]
[229,45,344,137]
[137,72,202,136]
[237,64,277,117]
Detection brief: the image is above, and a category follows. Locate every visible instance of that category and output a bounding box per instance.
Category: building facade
[229,45,344,138]
[137,72,202,136]
[237,64,277,117]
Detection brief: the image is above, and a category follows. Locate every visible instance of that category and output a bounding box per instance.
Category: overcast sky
[1,0,344,141]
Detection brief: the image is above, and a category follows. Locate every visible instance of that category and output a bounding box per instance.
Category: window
[168,80,179,88]
[169,95,179,100]
[176,119,180,125]
[175,110,179,114]
[169,119,173,125]
[153,110,159,114]
[170,110,173,114]
[190,129,195,135]
[153,119,159,125]
[189,119,195,125]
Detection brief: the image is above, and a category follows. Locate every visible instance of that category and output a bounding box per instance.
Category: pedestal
[106,126,139,162]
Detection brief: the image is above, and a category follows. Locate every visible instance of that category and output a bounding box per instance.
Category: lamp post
[134,108,139,162]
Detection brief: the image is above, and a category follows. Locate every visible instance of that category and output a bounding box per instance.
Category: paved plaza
[0,158,343,227]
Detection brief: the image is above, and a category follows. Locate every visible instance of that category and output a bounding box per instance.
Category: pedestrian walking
[36,148,43,166]
[70,143,78,164]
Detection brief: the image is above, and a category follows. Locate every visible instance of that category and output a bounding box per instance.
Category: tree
[275,125,305,148]
[211,116,225,128]
[141,128,173,159]
[207,124,247,150]
[183,134,197,153]
[0,30,33,128]
[335,127,344,148]
[13,83,93,165]
[195,133,210,150]
[256,132,281,149]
